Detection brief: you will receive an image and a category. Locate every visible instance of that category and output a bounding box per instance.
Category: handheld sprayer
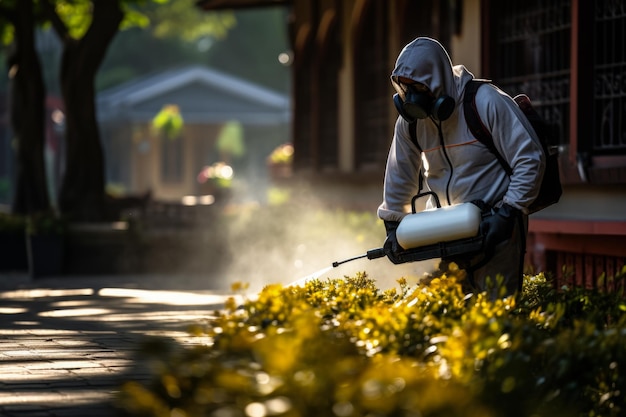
[289,193,488,287]
[332,192,486,268]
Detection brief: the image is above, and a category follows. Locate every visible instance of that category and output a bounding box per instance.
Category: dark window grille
[490,0,572,148]
[490,0,626,156]
[161,135,183,184]
[593,0,626,153]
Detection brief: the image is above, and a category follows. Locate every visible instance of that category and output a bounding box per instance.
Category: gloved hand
[470,199,490,213]
[383,220,404,262]
[480,204,520,253]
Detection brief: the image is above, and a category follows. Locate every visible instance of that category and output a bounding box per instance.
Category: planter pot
[267,162,292,180]
[27,234,65,278]
[64,222,141,275]
[0,231,28,271]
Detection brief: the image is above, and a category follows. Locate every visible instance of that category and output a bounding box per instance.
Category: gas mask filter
[393,84,455,123]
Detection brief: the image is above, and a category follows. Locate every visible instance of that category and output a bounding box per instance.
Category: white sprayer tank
[396,202,482,249]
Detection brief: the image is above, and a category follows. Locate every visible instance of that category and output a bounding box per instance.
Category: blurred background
[0,0,624,293]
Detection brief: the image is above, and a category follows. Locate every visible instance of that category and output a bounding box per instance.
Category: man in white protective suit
[378,37,545,299]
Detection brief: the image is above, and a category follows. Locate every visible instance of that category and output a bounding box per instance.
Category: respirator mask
[392,80,455,123]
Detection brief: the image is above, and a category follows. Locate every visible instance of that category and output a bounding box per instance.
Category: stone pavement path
[0,273,233,417]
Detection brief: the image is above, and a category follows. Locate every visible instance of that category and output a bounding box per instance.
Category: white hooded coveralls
[378,37,545,296]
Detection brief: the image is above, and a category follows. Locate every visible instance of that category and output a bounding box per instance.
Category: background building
[198,0,626,288]
[97,65,290,203]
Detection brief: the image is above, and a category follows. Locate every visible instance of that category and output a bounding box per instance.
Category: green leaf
[152,104,184,140]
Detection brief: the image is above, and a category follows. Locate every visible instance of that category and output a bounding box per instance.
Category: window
[593,0,626,153]
[161,135,183,184]
[488,0,572,148]
[486,0,626,183]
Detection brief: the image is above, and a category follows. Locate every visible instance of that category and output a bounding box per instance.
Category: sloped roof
[196,0,289,10]
[97,65,290,125]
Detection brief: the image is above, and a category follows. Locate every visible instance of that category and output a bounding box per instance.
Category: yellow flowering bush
[118,266,626,417]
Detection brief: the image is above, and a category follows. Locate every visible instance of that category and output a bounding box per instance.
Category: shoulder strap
[407,121,425,193]
[463,79,513,176]
[408,121,420,151]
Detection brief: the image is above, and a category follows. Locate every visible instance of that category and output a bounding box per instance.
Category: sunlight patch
[39,308,111,318]
[98,287,229,306]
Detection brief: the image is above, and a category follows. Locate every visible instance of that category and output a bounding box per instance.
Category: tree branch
[79,0,124,73]
[40,0,70,41]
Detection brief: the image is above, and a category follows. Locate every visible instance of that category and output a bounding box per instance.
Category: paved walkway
[0,273,234,417]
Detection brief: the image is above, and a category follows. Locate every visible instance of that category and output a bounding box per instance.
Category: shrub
[0,212,26,233]
[117,266,626,417]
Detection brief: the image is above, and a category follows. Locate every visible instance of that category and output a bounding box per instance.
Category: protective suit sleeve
[377,117,423,222]
[475,86,546,214]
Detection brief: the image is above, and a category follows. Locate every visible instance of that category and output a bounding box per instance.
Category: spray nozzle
[331,248,386,267]
[366,248,386,260]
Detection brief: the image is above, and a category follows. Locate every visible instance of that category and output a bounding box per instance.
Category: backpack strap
[463,80,513,176]
[407,121,425,195]
[408,120,421,151]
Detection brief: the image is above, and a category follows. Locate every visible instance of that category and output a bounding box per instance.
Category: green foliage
[95,4,288,92]
[0,23,12,45]
[52,0,181,40]
[53,1,93,39]
[138,0,236,42]
[25,211,66,236]
[0,212,26,233]
[118,267,626,417]
[0,177,9,203]
[0,1,173,45]
[152,104,184,140]
[215,120,245,159]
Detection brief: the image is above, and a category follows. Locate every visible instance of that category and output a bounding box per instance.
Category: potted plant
[26,211,67,278]
[267,143,294,180]
[196,161,235,205]
[0,212,28,271]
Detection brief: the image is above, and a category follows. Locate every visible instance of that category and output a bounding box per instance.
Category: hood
[391,37,474,103]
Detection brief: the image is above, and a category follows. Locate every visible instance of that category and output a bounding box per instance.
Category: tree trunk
[9,1,50,215]
[57,0,123,221]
